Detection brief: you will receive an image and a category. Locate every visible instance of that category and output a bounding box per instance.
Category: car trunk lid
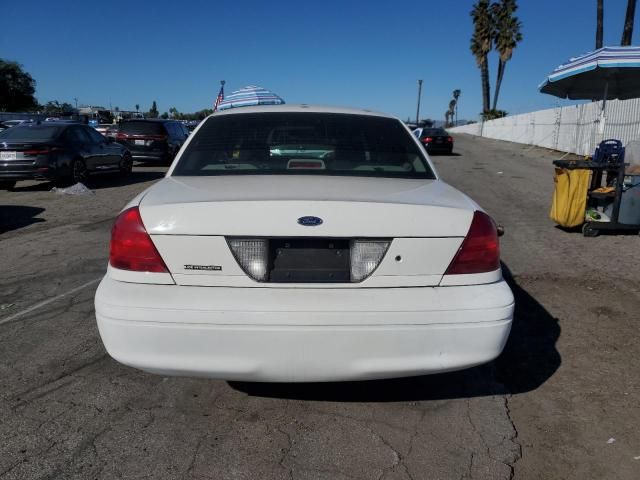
[139,175,474,237]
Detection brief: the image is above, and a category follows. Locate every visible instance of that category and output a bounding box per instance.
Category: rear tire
[71,158,88,184]
[56,158,87,187]
[119,153,133,176]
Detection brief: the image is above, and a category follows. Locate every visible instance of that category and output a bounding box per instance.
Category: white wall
[451,98,640,157]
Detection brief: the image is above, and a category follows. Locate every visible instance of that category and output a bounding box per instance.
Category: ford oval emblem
[298,216,323,226]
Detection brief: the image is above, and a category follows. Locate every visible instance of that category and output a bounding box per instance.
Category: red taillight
[24,147,58,156]
[447,136,453,142]
[148,134,168,141]
[109,207,169,273]
[445,211,500,275]
[422,137,433,143]
[116,132,128,140]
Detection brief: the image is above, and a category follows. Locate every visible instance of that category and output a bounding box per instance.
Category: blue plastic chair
[592,139,625,165]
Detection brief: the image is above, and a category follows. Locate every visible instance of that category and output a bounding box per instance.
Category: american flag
[213,84,224,112]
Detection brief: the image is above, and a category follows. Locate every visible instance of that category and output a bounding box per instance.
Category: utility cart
[552,139,640,237]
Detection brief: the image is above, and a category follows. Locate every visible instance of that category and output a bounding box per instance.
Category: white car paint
[95,104,514,382]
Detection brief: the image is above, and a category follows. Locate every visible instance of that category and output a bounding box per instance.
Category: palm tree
[471,0,494,114]
[445,110,451,127]
[491,0,523,111]
[621,0,637,45]
[596,0,604,48]
[453,89,461,126]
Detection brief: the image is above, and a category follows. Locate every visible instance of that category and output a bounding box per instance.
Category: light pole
[416,80,423,125]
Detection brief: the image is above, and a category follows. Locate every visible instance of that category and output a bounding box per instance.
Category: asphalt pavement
[0,136,638,480]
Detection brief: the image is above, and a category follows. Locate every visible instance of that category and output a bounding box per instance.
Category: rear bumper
[0,164,55,181]
[426,143,453,153]
[95,277,514,382]
[130,152,169,161]
[125,145,170,161]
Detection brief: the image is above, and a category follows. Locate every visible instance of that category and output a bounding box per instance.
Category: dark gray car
[0,123,132,190]
[115,119,189,164]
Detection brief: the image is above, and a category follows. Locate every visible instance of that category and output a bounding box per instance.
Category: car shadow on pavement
[8,171,166,193]
[88,171,166,190]
[0,206,45,234]
[230,264,562,402]
[430,152,462,157]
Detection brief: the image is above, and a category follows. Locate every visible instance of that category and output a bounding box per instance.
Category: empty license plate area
[269,238,350,283]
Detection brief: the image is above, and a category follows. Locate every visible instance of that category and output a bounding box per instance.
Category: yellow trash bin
[549,168,591,228]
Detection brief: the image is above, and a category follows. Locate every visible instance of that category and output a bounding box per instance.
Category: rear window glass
[119,121,166,135]
[0,125,63,141]
[173,113,435,179]
[421,128,448,137]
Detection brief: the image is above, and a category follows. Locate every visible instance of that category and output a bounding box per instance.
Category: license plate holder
[134,139,145,146]
[0,151,17,161]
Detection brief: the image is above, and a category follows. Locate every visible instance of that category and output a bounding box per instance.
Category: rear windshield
[119,121,166,135]
[421,128,448,137]
[0,125,63,141]
[173,113,435,179]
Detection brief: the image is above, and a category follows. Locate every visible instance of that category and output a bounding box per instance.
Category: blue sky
[2,0,639,121]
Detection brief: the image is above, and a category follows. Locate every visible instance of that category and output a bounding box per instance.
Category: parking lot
[1,134,638,480]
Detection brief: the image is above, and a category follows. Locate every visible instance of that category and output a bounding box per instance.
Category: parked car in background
[95,105,513,382]
[2,119,33,128]
[116,119,188,163]
[413,127,454,155]
[184,120,200,133]
[95,123,119,138]
[0,122,132,190]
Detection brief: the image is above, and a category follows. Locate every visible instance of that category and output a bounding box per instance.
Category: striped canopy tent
[217,85,285,111]
[539,46,640,101]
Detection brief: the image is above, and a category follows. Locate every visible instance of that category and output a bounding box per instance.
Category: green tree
[0,60,38,112]
[596,0,604,48]
[481,109,508,120]
[160,112,169,119]
[491,0,522,111]
[470,0,494,114]
[148,100,159,118]
[197,108,213,120]
[40,100,74,115]
[621,0,637,45]
[135,104,140,113]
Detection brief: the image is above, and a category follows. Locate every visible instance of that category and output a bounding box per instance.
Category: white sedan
[95,105,514,382]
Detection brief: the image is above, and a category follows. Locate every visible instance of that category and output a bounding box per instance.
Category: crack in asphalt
[11,354,108,404]
[465,396,521,479]
[503,395,522,480]
[371,428,400,480]
[275,425,295,480]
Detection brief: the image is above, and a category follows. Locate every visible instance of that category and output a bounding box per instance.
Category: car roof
[210,104,395,120]
[11,122,78,128]
[121,118,175,123]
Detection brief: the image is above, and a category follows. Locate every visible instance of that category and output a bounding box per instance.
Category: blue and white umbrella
[217,85,285,111]
[539,46,640,101]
